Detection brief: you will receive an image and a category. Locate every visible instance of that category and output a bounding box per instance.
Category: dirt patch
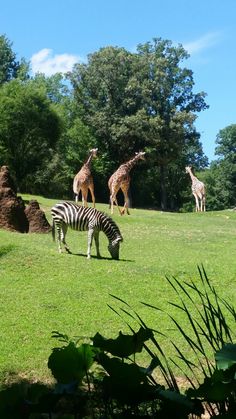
[0,165,51,233]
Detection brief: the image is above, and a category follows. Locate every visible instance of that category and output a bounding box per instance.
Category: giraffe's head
[90,148,98,158]
[185,166,192,174]
[108,236,123,260]
[135,151,146,161]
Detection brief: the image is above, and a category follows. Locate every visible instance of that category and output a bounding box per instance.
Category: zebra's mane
[98,209,123,240]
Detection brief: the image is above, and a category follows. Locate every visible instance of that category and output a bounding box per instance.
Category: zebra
[51,202,123,259]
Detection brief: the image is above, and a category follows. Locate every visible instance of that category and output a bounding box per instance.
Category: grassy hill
[0,194,235,384]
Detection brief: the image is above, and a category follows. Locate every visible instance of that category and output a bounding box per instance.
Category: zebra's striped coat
[51,202,123,259]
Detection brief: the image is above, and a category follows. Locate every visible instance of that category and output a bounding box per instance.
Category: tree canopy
[0,79,61,192]
[69,39,208,209]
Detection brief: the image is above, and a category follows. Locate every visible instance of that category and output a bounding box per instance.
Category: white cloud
[31,48,82,76]
[183,32,222,55]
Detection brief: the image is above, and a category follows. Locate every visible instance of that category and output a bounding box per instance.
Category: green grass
[0,195,236,384]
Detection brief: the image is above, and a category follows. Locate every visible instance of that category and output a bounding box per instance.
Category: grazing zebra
[51,202,123,259]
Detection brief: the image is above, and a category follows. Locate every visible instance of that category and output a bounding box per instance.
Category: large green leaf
[48,342,95,384]
[215,343,236,370]
[97,352,158,404]
[92,326,153,358]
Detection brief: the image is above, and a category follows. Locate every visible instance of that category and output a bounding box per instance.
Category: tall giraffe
[185,166,206,212]
[73,148,98,207]
[108,151,146,215]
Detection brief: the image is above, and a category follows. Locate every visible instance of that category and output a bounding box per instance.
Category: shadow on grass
[0,372,53,419]
[72,252,134,262]
[0,244,16,258]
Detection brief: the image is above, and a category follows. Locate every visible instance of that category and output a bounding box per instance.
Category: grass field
[0,194,236,385]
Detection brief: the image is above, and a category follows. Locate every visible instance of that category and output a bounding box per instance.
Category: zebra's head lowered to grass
[51,202,123,260]
[108,235,123,260]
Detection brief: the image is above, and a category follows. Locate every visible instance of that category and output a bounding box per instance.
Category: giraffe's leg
[197,193,203,212]
[114,195,123,215]
[193,193,199,212]
[87,228,94,259]
[110,191,123,215]
[121,184,130,215]
[203,196,206,211]
[89,185,96,208]
[75,187,81,204]
[109,194,114,214]
[82,189,88,207]
[94,231,101,258]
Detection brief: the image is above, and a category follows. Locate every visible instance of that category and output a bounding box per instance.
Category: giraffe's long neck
[85,153,93,167]
[123,155,140,173]
[188,169,198,184]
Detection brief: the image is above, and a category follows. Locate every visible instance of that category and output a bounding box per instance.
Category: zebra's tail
[52,219,55,241]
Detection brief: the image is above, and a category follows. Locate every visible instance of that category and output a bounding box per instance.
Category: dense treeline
[0,34,235,210]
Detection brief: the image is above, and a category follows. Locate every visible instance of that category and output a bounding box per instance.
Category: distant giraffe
[185,166,206,212]
[73,148,98,207]
[108,151,146,215]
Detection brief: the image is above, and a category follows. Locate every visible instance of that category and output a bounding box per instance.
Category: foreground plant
[0,267,234,417]
[111,265,235,417]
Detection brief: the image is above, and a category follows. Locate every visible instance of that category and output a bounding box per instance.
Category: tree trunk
[160,164,167,211]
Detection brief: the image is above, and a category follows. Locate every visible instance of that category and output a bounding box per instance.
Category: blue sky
[1,0,236,162]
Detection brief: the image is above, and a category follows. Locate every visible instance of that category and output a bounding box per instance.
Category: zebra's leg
[61,224,71,253]
[94,231,101,258]
[56,225,63,253]
[87,228,94,259]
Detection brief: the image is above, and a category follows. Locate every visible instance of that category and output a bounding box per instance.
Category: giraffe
[73,148,98,207]
[108,151,146,215]
[185,166,206,212]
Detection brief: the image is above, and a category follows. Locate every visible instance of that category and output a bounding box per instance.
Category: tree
[0,79,61,192]
[69,39,208,210]
[205,124,236,210]
[0,34,28,84]
[215,124,236,160]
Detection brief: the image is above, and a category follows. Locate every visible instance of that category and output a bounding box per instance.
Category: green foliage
[92,327,153,358]
[205,124,236,210]
[215,124,236,159]
[216,343,236,370]
[0,79,61,191]
[0,35,23,84]
[48,340,95,385]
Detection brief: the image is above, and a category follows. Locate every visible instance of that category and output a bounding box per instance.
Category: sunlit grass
[0,194,235,383]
